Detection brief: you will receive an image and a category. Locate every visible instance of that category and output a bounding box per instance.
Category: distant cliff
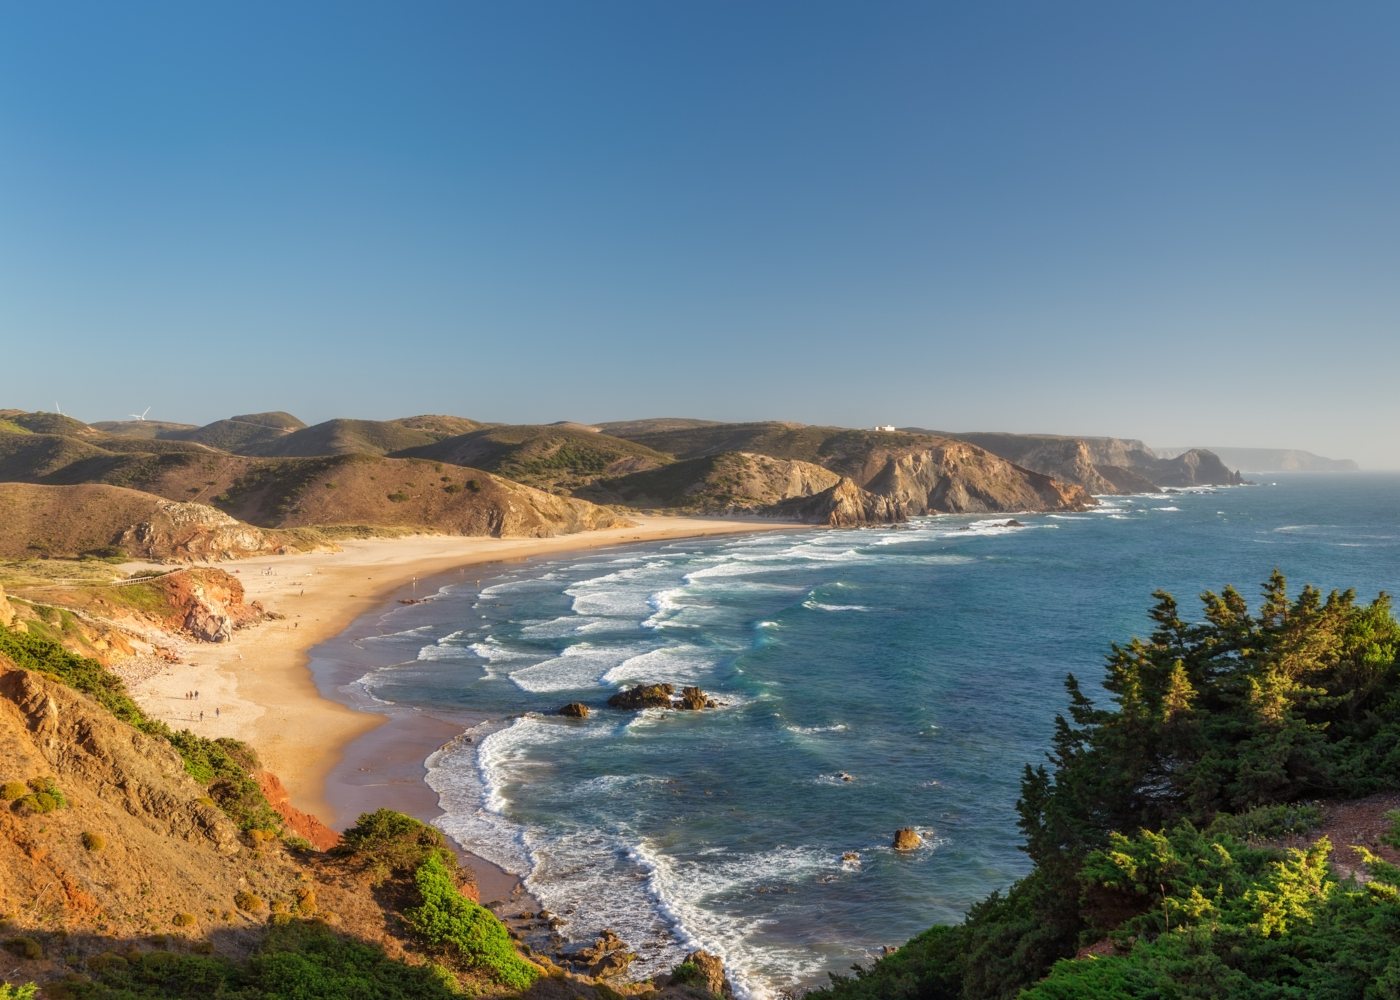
[1157,446,1359,473]
[937,432,1243,493]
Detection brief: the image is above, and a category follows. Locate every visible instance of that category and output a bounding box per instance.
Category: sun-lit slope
[164,411,307,452]
[245,415,487,457]
[238,454,626,535]
[605,421,1093,514]
[0,482,308,560]
[90,418,200,439]
[395,424,672,492]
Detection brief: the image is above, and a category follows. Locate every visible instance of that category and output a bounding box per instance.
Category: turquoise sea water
[318,474,1400,999]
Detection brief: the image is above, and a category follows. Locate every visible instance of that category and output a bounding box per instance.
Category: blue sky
[3,2,1397,466]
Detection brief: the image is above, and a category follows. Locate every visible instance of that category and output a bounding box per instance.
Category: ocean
[310,474,1400,999]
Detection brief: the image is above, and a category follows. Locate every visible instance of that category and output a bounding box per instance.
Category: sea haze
[319,474,1400,1000]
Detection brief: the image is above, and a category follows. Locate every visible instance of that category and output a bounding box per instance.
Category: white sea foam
[427,720,534,876]
[784,722,848,735]
[1153,506,1181,512]
[519,614,601,638]
[602,646,715,687]
[415,629,471,661]
[628,840,841,999]
[641,587,687,629]
[509,642,650,693]
[802,599,871,613]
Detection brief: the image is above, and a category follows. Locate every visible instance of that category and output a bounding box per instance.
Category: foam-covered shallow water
[332,474,1400,998]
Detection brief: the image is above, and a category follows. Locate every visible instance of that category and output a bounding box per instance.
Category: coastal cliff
[942,431,1244,493]
[601,422,1094,515]
[582,450,906,524]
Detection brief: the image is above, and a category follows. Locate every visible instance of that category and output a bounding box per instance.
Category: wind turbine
[129,406,151,421]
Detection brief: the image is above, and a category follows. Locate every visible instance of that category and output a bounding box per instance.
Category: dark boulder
[558,702,590,718]
[677,685,717,710]
[892,827,922,851]
[607,683,675,710]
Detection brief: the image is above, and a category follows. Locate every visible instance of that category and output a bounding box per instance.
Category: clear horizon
[4,2,1398,468]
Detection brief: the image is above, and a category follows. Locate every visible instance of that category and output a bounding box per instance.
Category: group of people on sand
[181,690,220,721]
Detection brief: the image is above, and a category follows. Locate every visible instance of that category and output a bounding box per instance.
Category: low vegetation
[0,625,281,834]
[813,573,1400,999]
[7,776,67,815]
[407,853,539,990]
[62,920,462,999]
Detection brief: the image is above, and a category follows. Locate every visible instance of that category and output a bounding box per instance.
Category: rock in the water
[892,827,922,851]
[842,851,861,863]
[558,702,589,718]
[568,929,636,980]
[607,683,675,710]
[678,685,716,710]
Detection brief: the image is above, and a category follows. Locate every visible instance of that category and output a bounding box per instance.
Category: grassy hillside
[89,419,199,439]
[0,421,622,539]
[812,574,1400,999]
[0,483,315,561]
[246,415,486,457]
[608,420,953,470]
[595,416,726,437]
[222,453,624,535]
[397,424,672,492]
[0,410,96,437]
[166,412,306,451]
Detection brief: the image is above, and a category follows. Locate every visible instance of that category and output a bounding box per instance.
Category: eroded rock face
[770,476,907,527]
[853,442,1094,515]
[183,583,233,642]
[680,950,735,999]
[0,667,242,856]
[120,500,292,561]
[567,928,637,980]
[0,584,14,629]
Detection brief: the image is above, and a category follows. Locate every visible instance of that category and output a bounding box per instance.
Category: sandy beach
[123,516,798,831]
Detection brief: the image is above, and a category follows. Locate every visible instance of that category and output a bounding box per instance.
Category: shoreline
[122,515,802,837]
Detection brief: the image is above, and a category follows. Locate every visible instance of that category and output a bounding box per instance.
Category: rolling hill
[396,424,672,492]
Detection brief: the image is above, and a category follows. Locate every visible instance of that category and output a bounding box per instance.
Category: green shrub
[386,491,409,503]
[234,891,265,914]
[0,984,37,1000]
[81,831,106,851]
[336,809,453,878]
[172,913,196,928]
[0,782,25,802]
[12,777,66,815]
[407,853,538,989]
[1206,802,1323,841]
[3,938,43,960]
[84,951,129,974]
